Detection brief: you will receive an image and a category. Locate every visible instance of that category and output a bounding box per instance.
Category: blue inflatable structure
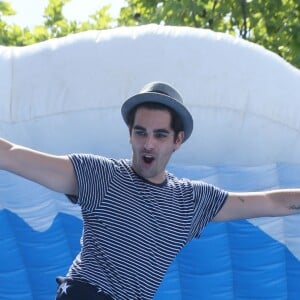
[0,25,299,299]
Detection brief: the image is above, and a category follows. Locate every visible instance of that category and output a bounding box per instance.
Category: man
[0,81,300,300]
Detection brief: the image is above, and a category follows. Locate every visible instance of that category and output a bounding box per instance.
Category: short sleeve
[189,181,228,239]
[67,153,116,211]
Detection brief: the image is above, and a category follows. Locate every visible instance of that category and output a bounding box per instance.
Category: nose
[144,134,155,151]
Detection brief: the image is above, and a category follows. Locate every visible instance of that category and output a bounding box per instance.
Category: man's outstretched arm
[0,138,78,196]
[214,189,300,222]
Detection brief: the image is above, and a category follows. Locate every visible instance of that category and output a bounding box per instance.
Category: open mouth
[143,155,155,164]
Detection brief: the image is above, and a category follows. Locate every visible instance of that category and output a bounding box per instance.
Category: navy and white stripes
[66,154,228,299]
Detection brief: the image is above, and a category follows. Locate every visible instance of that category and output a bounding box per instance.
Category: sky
[4,0,126,28]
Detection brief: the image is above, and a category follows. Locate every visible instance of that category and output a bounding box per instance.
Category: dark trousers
[55,277,113,300]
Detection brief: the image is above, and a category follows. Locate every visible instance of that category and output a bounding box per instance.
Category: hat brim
[121,92,193,143]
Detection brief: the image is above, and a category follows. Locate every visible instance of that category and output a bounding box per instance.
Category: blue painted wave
[1,210,299,299]
[156,220,300,299]
[0,211,82,300]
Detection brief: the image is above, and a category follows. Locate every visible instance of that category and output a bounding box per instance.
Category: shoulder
[165,172,194,191]
[68,153,130,168]
[68,154,134,180]
[166,171,205,187]
[166,172,226,197]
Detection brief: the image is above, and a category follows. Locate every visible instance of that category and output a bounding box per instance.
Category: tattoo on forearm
[238,197,245,203]
[289,204,300,211]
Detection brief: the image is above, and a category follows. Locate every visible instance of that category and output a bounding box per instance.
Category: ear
[174,131,184,150]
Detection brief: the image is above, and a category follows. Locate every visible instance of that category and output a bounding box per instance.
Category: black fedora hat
[121,82,193,143]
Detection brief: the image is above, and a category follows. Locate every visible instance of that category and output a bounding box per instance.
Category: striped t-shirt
[67,154,228,299]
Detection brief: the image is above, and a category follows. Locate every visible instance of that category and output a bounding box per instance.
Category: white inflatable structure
[0,25,300,299]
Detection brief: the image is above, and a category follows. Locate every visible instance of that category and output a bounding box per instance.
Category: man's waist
[56,276,114,300]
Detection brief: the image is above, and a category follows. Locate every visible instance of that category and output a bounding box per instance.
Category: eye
[134,129,147,137]
[154,132,169,139]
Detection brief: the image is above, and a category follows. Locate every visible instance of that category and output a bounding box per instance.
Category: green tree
[0,1,17,44]
[43,0,73,37]
[43,0,113,38]
[0,0,113,46]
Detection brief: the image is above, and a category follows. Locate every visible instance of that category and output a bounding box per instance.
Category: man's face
[130,107,184,184]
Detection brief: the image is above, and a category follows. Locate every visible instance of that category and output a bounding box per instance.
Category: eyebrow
[133,125,171,134]
[133,125,145,131]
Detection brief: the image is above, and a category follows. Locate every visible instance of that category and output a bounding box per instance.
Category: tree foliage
[0,0,300,68]
[0,0,113,45]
